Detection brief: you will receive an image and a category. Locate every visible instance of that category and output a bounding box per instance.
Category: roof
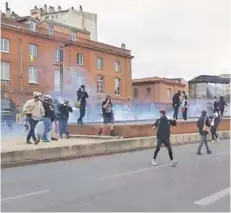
[38,19,90,34]
[132,77,186,87]
[14,16,40,23]
[188,75,230,84]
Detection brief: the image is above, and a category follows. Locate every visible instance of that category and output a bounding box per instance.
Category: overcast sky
[1,0,230,80]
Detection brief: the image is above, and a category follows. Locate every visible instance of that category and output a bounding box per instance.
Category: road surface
[1,140,230,212]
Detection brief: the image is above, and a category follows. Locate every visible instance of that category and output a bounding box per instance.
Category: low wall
[69,118,230,138]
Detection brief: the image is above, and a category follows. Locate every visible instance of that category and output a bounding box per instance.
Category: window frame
[115,61,120,72]
[97,57,104,69]
[54,69,61,91]
[97,75,104,94]
[1,38,9,53]
[146,87,151,97]
[0,61,10,80]
[28,66,39,84]
[71,31,77,42]
[114,78,121,95]
[48,24,54,36]
[29,44,38,58]
[77,53,84,66]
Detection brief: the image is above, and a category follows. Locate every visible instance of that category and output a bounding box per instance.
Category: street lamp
[59,43,71,97]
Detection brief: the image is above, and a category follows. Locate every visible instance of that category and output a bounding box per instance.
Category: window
[77,53,84,65]
[29,66,39,84]
[115,61,120,72]
[97,57,104,69]
[29,21,36,32]
[146,87,151,96]
[29,44,38,57]
[97,75,104,93]
[0,61,10,80]
[48,24,54,36]
[133,88,138,98]
[71,31,76,42]
[114,78,121,95]
[54,69,61,91]
[167,88,172,99]
[1,38,9,53]
[55,49,63,62]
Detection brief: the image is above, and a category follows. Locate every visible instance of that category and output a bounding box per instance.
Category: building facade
[132,77,188,104]
[1,15,133,104]
[29,4,98,41]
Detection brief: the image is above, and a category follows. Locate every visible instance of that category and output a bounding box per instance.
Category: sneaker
[26,140,32,144]
[217,138,220,142]
[207,151,212,154]
[197,152,202,155]
[51,137,58,141]
[212,140,215,143]
[171,160,178,166]
[42,139,50,143]
[34,140,40,145]
[151,159,158,166]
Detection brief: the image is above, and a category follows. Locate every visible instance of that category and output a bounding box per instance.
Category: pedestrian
[151,110,178,166]
[197,110,212,155]
[98,95,114,136]
[1,92,16,131]
[172,91,181,120]
[23,92,44,144]
[218,96,227,118]
[210,112,220,143]
[41,95,53,143]
[212,97,219,114]
[181,91,188,121]
[76,85,89,125]
[59,100,73,138]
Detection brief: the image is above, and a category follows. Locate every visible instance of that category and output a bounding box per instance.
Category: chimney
[71,6,74,10]
[5,2,9,11]
[34,6,37,9]
[43,4,47,13]
[58,6,61,12]
[79,5,83,11]
[49,6,55,13]
[121,43,126,49]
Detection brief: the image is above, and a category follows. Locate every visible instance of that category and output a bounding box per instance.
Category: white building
[30,5,98,41]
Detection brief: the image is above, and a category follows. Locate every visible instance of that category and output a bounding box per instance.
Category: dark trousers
[213,108,219,114]
[27,117,38,141]
[78,107,86,124]
[197,135,211,154]
[153,138,173,160]
[59,119,69,136]
[219,109,224,117]
[182,108,188,120]
[173,105,179,120]
[211,127,218,140]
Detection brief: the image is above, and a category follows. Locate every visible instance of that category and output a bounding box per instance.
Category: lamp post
[59,44,71,97]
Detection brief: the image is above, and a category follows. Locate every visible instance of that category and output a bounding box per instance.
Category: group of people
[23,92,73,144]
[212,96,227,118]
[172,91,189,121]
[151,108,222,166]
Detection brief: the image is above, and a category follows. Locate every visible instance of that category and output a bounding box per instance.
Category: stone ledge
[1,131,230,168]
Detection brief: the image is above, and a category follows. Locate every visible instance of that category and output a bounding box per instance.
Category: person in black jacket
[77,85,89,125]
[209,112,220,143]
[181,91,188,121]
[197,110,212,155]
[218,96,227,118]
[41,95,54,143]
[59,100,73,138]
[152,110,177,166]
[212,96,219,114]
[172,91,181,120]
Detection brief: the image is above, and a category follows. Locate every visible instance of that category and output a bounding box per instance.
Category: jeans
[197,135,211,154]
[78,107,86,124]
[26,117,39,141]
[59,119,69,136]
[42,117,52,140]
[182,108,188,121]
[173,105,179,120]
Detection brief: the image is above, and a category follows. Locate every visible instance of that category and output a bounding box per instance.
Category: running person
[152,110,177,166]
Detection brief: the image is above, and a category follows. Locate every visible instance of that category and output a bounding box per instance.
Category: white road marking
[1,189,50,202]
[194,187,230,207]
[100,151,229,181]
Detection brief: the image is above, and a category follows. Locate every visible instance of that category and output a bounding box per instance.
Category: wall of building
[1,22,132,104]
[132,81,187,104]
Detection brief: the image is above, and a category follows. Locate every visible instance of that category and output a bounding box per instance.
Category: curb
[1,131,230,168]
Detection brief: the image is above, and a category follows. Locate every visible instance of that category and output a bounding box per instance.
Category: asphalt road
[1,140,230,212]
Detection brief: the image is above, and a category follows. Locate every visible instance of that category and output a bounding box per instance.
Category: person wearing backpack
[196,110,212,155]
[76,85,89,125]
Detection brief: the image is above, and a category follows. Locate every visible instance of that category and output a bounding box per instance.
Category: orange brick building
[0,13,133,104]
[132,77,188,104]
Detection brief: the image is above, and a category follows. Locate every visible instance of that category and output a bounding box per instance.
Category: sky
[1,0,230,80]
